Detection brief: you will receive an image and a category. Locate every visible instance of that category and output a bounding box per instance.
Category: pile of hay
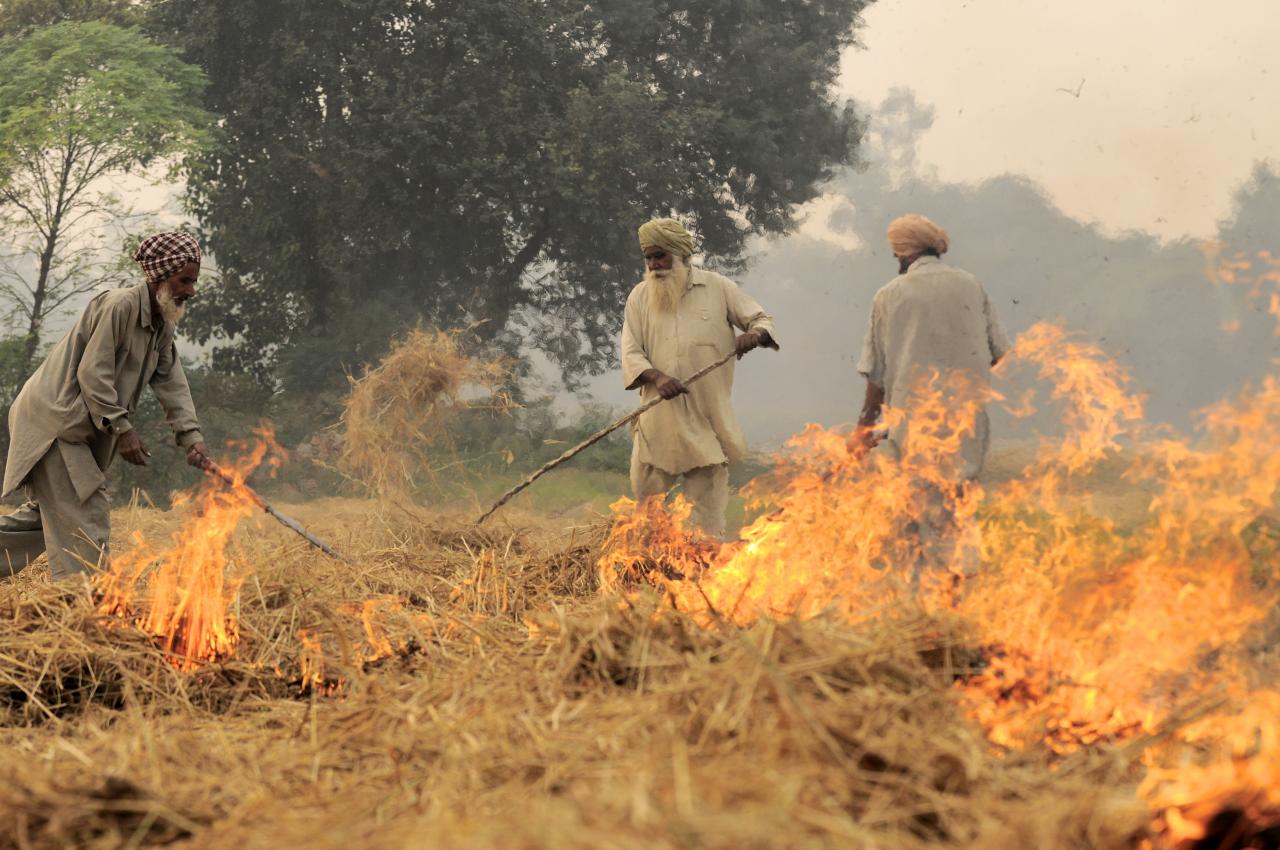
[0,500,1160,850]
[337,328,509,497]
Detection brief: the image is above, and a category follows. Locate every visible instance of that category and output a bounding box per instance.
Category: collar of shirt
[907,256,942,273]
[685,267,709,290]
[133,281,159,331]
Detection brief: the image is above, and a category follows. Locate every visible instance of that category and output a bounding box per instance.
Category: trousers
[630,452,730,539]
[0,444,109,580]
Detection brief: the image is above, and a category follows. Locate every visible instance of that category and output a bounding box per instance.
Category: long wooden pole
[476,349,739,525]
[202,460,347,562]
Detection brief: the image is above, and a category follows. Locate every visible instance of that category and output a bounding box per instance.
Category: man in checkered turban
[0,232,210,581]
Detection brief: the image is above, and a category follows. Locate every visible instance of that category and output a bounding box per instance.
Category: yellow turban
[638,217,695,257]
[887,214,950,257]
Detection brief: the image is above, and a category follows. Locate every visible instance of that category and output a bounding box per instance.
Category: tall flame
[599,319,1280,844]
[96,427,283,670]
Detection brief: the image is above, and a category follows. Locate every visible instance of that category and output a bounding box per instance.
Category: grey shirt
[857,256,1010,478]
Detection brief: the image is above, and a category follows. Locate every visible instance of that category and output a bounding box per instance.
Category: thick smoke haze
[580,90,1280,446]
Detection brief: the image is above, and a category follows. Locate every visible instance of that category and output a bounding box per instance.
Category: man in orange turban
[855,214,1010,583]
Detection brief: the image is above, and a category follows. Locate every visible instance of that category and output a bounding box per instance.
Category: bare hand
[650,371,688,400]
[846,426,881,458]
[118,431,151,466]
[735,330,763,358]
[186,441,211,470]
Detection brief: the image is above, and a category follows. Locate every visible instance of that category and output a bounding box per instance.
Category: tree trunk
[477,214,552,340]
[23,144,75,372]
[22,228,56,371]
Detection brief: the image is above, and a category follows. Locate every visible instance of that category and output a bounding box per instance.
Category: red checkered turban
[133,232,201,286]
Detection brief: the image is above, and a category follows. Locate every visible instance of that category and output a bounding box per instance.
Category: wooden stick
[476,349,740,525]
[202,461,348,562]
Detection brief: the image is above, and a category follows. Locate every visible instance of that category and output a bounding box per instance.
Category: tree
[0,0,149,36]
[0,21,208,370]
[152,0,871,393]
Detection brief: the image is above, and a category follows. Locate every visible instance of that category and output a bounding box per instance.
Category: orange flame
[598,318,1280,843]
[96,426,284,670]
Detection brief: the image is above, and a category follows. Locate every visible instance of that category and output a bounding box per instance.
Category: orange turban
[887,214,949,257]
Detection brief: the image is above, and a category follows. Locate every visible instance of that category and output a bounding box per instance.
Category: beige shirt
[621,268,778,476]
[4,282,203,501]
[857,256,1010,479]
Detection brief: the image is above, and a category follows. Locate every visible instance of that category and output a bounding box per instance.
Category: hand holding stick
[476,349,741,525]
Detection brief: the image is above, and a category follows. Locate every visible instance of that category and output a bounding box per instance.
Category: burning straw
[1,314,1275,848]
[0,503,1155,850]
[598,319,1280,848]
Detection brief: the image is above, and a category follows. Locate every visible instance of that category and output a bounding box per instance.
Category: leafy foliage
[0,21,209,368]
[151,0,871,395]
[0,0,148,37]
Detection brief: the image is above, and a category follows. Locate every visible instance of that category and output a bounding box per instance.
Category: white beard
[645,261,689,314]
[156,283,186,325]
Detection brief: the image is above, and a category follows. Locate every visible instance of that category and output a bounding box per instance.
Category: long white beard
[645,261,689,314]
[156,283,187,325]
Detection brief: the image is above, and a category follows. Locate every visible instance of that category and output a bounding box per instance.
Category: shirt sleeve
[621,289,655,391]
[723,277,779,348]
[150,336,204,448]
[856,293,885,385]
[983,289,1012,363]
[76,297,133,437]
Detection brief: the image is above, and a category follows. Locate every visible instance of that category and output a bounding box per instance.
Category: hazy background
[579,0,1280,444]
[3,0,1278,488]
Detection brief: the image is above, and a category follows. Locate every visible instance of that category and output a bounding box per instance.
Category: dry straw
[337,327,510,497]
[0,499,1162,850]
[1,326,1267,849]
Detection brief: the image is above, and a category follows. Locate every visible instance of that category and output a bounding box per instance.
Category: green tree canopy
[0,0,148,36]
[0,20,208,367]
[153,0,872,392]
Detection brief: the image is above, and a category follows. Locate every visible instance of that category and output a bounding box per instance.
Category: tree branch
[0,188,51,239]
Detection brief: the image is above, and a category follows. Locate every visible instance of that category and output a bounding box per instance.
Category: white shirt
[621,268,778,475]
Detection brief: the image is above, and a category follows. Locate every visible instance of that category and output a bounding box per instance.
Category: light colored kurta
[621,267,778,476]
[4,282,204,502]
[857,256,1010,480]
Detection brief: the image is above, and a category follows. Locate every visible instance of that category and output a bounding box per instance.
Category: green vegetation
[0,21,209,370]
[147,0,872,400]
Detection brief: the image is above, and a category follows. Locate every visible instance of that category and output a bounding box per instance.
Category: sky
[825,0,1280,243]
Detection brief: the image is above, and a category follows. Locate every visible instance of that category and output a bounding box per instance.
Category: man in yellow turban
[620,217,778,538]
[855,214,1010,583]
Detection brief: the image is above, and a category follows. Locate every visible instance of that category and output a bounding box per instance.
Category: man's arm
[150,338,209,468]
[621,291,655,390]
[848,380,885,454]
[723,277,779,356]
[984,289,1012,366]
[851,293,886,454]
[621,290,687,399]
[76,298,131,438]
[857,381,885,429]
[76,298,154,466]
